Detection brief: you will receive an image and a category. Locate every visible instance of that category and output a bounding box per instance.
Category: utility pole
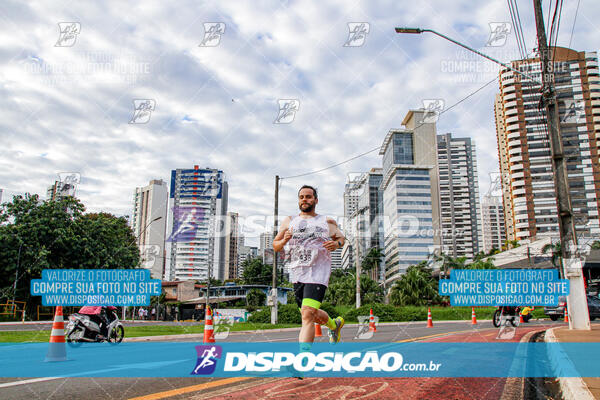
[271,175,279,324]
[355,222,361,309]
[532,0,590,330]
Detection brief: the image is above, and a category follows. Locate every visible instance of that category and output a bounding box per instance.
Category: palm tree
[361,247,383,272]
[542,241,562,269]
[390,262,440,306]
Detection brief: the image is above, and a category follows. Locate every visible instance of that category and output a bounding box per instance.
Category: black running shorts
[293,282,327,309]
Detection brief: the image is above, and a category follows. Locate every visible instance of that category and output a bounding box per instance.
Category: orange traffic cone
[519,311,525,323]
[315,322,323,337]
[369,309,377,332]
[203,306,215,343]
[45,306,67,362]
[564,307,569,323]
[427,308,433,328]
[471,307,477,325]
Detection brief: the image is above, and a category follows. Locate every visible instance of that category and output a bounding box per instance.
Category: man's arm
[273,216,292,252]
[323,218,345,252]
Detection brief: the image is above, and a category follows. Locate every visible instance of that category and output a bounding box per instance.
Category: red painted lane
[203,326,547,400]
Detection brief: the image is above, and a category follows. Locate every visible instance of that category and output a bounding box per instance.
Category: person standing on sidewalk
[273,185,345,347]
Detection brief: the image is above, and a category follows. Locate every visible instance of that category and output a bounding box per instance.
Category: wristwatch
[337,241,343,248]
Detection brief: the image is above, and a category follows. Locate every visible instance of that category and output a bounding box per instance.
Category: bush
[343,303,400,322]
[247,304,302,324]
[319,302,338,319]
[278,304,302,324]
[246,289,266,307]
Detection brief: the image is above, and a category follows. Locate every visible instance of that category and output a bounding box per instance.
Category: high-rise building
[259,231,273,262]
[340,241,354,270]
[331,248,343,270]
[238,245,258,277]
[165,166,228,281]
[350,168,385,282]
[495,48,600,241]
[481,195,506,253]
[224,212,240,280]
[380,109,441,286]
[437,133,483,259]
[132,179,168,280]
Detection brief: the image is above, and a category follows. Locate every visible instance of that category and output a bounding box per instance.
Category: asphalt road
[0,319,572,400]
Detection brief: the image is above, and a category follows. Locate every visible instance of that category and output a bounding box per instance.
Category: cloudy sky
[1,0,598,244]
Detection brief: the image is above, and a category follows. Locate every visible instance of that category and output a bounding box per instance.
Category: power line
[568,0,581,48]
[281,76,498,180]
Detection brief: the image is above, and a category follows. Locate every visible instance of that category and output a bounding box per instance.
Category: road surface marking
[128,377,250,400]
[0,377,61,388]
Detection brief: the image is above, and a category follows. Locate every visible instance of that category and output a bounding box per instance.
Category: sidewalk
[545,324,600,399]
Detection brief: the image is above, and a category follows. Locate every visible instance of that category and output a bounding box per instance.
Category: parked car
[544,295,600,321]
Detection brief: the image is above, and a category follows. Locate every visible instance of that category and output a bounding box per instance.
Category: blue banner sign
[30,269,161,306]
[439,269,569,306]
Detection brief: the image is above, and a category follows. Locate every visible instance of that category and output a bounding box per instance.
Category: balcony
[507,123,520,132]
[509,147,523,155]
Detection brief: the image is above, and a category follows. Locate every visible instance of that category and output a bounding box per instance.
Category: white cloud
[1,0,599,245]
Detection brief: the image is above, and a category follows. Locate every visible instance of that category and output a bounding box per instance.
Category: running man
[273,185,345,346]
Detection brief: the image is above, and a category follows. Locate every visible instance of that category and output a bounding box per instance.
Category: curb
[545,327,595,400]
[499,329,543,400]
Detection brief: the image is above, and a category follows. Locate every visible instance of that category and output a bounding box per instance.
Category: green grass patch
[0,322,300,343]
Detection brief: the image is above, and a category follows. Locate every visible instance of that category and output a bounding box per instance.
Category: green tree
[246,288,266,307]
[241,258,273,285]
[324,270,383,306]
[0,194,140,313]
[361,247,383,272]
[542,241,562,269]
[389,262,441,306]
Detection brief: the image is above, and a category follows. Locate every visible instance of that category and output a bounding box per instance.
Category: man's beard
[299,203,314,212]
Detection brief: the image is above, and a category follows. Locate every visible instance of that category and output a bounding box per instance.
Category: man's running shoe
[328,317,344,344]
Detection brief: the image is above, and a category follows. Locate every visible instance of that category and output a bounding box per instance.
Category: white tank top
[284,214,332,286]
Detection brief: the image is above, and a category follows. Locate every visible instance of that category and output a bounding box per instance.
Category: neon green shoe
[328,317,344,344]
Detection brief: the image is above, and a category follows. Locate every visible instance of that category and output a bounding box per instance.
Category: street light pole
[12,241,23,315]
[394,28,540,84]
[396,16,589,330]
[271,175,279,324]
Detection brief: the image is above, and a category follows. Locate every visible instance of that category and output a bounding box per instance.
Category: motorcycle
[492,306,520,328]
[66,306,125,346]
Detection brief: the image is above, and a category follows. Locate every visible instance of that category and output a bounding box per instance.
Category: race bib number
[289,248,317,268]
